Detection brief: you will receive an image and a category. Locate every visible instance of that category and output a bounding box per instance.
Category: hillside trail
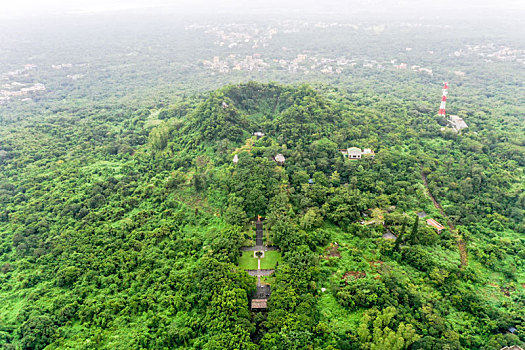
[421,169,468,269]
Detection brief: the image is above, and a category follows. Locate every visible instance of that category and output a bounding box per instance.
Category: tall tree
[394,219,407,251]
[409,216,419,245]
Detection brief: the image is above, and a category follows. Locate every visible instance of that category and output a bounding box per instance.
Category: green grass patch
[260,251,281,269]
[317,291,363,335]
[238,251,258,270]
[261,275,276,285]
[0,295,25,325]
[237,250,282,270]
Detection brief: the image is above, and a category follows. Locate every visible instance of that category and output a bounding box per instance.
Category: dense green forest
[1,7,525,350]
[1,80,524,349]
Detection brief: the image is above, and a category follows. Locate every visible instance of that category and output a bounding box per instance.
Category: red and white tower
[438,82,448,116]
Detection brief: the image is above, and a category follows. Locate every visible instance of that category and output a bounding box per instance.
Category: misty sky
[2,0,525,19]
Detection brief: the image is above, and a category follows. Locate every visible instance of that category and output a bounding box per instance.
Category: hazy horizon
[2,0,525,20]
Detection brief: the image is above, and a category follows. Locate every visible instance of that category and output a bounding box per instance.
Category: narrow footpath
[421,169,468,269]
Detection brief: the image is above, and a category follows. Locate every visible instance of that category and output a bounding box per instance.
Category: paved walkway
[255,284,271,298]
[256,221,263,246]
[240,245,279,251]
[241,219,280,310]
[246,269,275,277]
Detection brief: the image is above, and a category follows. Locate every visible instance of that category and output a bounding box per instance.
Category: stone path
[255,283,271,299]
[256,220,263,246]
[239,218,279,310]
[240,245,279,251]
[246,269,275,277]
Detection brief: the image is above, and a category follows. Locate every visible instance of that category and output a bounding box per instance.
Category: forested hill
[0,82,524,349]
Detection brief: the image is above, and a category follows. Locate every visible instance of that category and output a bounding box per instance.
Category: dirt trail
[421,170,467,269]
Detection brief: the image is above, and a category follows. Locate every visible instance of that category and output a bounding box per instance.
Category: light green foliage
[260,251,282,270]
[0,79,523,349]
[237,250,281,270]
[357,307,420,350]
[300,207,324,230]
[148,124,170,152]
[238,251,259,270]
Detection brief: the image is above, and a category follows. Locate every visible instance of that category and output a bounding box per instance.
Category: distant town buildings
[1,82,45,99]
[203,54,268,73]
[463,43,524,62]
[3,21,523,109]
[21,83,46,93]
[51,63,73,69]
[297,54,307,61]
[67,74,84,80]
[418,67,433,75]
[202,48,438,77]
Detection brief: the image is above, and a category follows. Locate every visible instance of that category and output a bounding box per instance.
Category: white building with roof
[339,147,375,159]
[274,154,285,164]
[448,115,468,132]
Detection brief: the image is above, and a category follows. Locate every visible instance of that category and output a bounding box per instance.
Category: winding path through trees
[421,169,468,269]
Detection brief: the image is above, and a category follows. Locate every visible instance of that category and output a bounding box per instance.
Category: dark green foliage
[209,226,245,264]
[409,216,419,244]
[17,315,56,350]
[183,93,251,144]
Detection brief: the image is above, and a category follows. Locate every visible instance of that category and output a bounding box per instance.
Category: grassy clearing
[317,291,363,335]
[238,251,258,270]
[237,250,282,270]
[261,275,276,285]
[0,295,24,325]
[260,251,281,269]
